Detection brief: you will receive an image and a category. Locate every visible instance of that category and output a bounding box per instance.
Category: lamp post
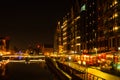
[118,47,120,51]
[94,48,98,66]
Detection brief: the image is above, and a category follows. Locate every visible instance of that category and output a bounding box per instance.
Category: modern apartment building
[54,0,120,54]
[97,0,120,53]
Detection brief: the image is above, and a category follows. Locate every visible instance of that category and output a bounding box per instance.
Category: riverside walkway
[58,61,120,80]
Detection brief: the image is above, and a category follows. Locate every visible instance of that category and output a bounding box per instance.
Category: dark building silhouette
[0,36,10,51]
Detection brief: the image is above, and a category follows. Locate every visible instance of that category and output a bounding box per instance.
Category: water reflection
[4,61,59,80]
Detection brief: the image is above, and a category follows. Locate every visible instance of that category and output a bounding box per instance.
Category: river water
[4,61,59,80]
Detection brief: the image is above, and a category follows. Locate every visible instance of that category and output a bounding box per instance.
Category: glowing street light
[118,47,120,54]
[118,47,120,51]
[94,48,97,55]
[94,48,98,66]
[113,26,119,31]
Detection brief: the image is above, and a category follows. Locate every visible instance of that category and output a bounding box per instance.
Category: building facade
[54,0,120,54]
[97,0,120,53]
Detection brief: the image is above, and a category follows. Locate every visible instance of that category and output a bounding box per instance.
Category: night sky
[0,0,72,49]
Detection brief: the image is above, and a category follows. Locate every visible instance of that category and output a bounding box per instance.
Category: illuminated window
[63,37,67,40]
[81,4,86,12]
[113,13,118,18]
[76,36,80,39]
[113,26,119,31]
[63,32,67,35]
[63,42,67,45]
[63,27,67,31]
[59,38,61,41]
[112,0,118,6]
[90,14,91,16]
[76,43,80,45]
[110,5,112,8]
[92,20,95,23]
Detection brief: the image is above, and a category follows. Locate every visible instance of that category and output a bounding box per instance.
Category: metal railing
[56,61,106,80]
[77,72,106,80]
[45,57,72,80]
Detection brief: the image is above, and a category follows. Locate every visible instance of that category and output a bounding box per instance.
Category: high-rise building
[54,0,120,54]
[54,21,62,54]
[97,0,120,52]
[80,0,98,53]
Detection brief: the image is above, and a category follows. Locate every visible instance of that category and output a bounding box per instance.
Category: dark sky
[0,0,72,49]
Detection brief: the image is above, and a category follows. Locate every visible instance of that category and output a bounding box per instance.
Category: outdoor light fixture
[118,47,120,51]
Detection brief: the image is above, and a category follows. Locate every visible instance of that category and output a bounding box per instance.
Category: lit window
[63,32,66,36]
[63,42,67,45]
[63,37,67,40]
[113,26,119,31]
[113,13,118,18]
[114,0,118,5]
[63,27,67,31]
[114,13,118,17]
[76,36,80,39]
[111,0,118,7]
[93,29,95,32]
[110,5,112,8]
[76,43,80,45]
[81,4,86,12]
[90,14,91,16]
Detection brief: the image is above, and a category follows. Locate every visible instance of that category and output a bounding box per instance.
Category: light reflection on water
[4,61,59,80]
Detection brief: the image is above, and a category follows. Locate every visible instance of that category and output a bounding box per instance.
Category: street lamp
[94,48,97,55]
[118,47,120,51]
[118,46,120,55]
[94,48,98,66]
